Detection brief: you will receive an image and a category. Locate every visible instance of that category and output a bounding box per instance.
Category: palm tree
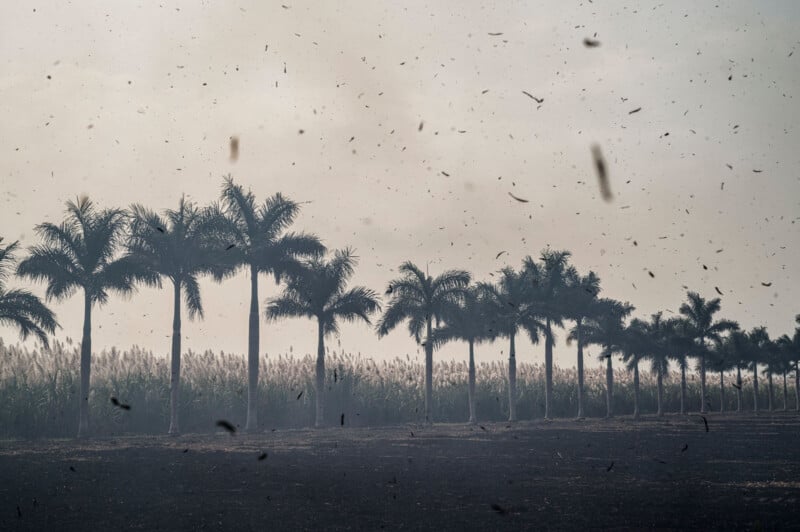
[430,286,493,424]
[216,177,324,431]
[0,238,58,346]
[524,249,570,419]
[377,262,470,422]
[761,336,781,412]
[582,298,634,418]
[782,316,800,411]
[775,335,794,412]
[17,197,150,437]
[679,292,738,413]
[747,326,770,413]
[720,329,749,412]
[126,197,223,434]
[622,318,648,419]
[640,312,671,416]
[479,267,545,422]
[563,268,601,418]
[265,249,380,427]
[662,317,694,415]
[707,337,737,413]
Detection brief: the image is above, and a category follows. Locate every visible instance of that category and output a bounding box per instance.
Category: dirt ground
[1,412,798,531]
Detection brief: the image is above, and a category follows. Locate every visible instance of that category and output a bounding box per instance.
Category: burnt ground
[1,412,799,531]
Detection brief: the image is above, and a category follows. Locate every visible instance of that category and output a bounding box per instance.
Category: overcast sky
[1,0,798,369]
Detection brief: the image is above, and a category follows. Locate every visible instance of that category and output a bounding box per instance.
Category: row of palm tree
[1,179,798,436]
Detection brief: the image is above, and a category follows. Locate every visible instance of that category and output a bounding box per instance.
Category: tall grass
[0,339,792,438]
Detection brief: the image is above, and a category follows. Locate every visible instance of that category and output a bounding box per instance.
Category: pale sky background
[1,1,798,370]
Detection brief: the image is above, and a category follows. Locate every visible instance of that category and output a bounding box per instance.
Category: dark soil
[1,412,798,531]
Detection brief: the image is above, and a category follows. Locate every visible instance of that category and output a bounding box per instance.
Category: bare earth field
[1,413,799,531]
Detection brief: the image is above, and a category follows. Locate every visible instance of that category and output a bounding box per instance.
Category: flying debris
[229,136,239,162]
[648,271,655,278]
[418,121,424,132]
[761,282,772,287]
[385,284,393,295]
[715,286,723,295]
[225,244,236,251]
[110,397,131,410]
[697,415,709,432]
[340,413,345,426]
[487,32,504,36]
[583,37,601,47]
[495,251,508,259]
[590,144,612,202]
[606,461,615,472]
[628,107,642,114]
[508,192,529,203]
[521,91,544,103]
[752,169,763,173]
[681,444,688,453]
[258,452,268,461]
[491,503,508,515]
[216,420,236,434]
[296,391,304,400]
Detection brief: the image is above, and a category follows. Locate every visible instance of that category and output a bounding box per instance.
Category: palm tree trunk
[767,371,774,412]
[632,360,640,420]
[467,340,476,424]
[656,363,664,417]
[424,317,433,423]
[315,319,325,428]
[544,318,553,419]
[576,320,585,418]
[752,364,759,413]
[168,281,182,435]
[782,370,788,412]
[605,354,613,418]
[795,364,799,412]
[719,371,725,413]
[699,347,707,414]
[680,363,687,415]
[77,291,92,438]
[736,366,742,412]
[245,264,260,432]
[508,333,517,422]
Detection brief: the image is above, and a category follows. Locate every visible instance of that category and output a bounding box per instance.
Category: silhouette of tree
[266,249,379,427]
[0,238,58,347]
[746,326,771,413]
[378,262,470,423]
[127,197,224,434]
[215,177,324,431]
[564,268,602,418]
[17,197,150,437]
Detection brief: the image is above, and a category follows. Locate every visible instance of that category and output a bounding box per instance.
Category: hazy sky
[1,1,798,369]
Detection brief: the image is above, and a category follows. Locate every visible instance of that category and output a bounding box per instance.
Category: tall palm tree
[679,292,738,413]
[479,267,545,422]
[126,197,223,434]
[622,318,648,419]
[640,312,671,416]
[430,285,493,424]
[0,238,58,346]
[265,249,380,427]
[582,298,634,418]
[761,336,781,412]
[775,335,795,412]
[720,329,749,412]
[215,177,324,431]
[782,316,800,411]
[663,317,696,415]
[17,197,150,437]
[707,337,737,413]
[524,249,570,420]
[747,326,770,413]
[377,262,470,422]
[563,268,601,418]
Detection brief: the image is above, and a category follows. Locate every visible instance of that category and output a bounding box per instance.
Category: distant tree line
[1,178,798,436]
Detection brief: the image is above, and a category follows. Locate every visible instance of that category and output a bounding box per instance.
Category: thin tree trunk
[467,340,476,424]
[795,364,799,412]
[576,320,585,418]
[736,366,742,412]
[315,319,325,428]
[245,264,260,432]
[767,371,774,412]
[782,371,788,412]
[77,291,92,438]
[508,333,517,422]
[632,359,640,420]
[680,362,687,415]
[656,363,664,417]
[424,317,433,423]
[168,281,182,435]
[719,370,725,413]
[605,354,613,418]
[699,344,707,414]
[752,364,759,413]
[544,318,553,419]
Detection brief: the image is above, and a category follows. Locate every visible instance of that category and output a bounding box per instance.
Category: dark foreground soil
[1,412,799,531]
